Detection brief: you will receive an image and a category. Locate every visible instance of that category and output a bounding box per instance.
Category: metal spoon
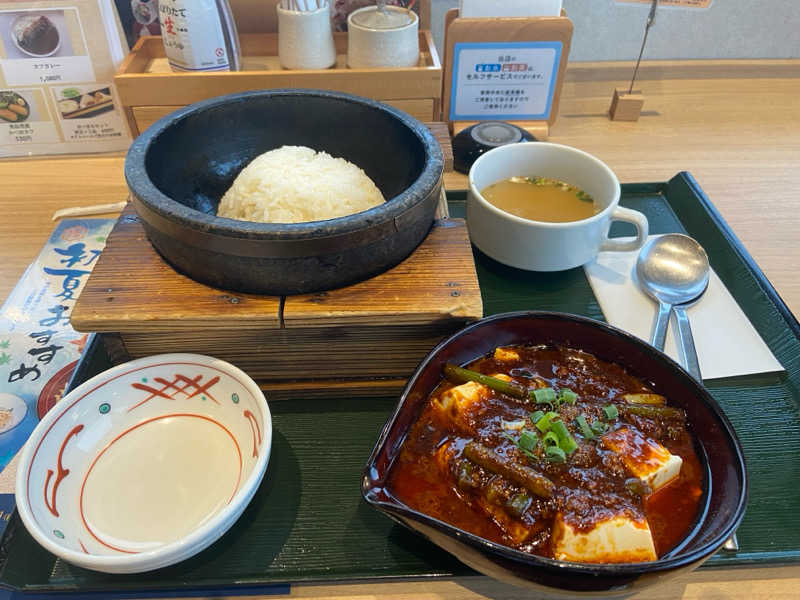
[636,233,709,379]
[636,234,739,551]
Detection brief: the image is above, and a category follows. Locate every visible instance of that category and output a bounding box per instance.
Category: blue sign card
[449,41,562,122]
[0,219,113,472]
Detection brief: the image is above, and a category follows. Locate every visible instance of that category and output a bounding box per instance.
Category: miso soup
[481,176,598,223]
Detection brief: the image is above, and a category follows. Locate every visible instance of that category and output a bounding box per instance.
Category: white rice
[217,145,384,224]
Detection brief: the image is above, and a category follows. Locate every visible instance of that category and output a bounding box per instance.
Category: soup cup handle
[600,206,649,252]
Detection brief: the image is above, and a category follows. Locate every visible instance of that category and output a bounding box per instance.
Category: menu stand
[442,9,573,139]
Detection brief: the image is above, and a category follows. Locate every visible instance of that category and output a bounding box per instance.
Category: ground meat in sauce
[568,441,599,469]
[601,450,629,479]
[386,345,704,561]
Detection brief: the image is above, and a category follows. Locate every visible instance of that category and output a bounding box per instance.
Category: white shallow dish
[15,353,272,573]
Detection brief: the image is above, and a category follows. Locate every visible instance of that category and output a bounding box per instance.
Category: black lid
[452,121,536,174]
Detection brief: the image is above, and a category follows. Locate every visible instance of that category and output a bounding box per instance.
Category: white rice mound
[217,145,385,224]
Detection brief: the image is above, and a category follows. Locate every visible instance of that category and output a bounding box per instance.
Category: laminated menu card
[0,219,113,472]
[0,0,130,157]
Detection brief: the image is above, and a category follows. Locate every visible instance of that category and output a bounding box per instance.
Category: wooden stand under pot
[69,199,482,400]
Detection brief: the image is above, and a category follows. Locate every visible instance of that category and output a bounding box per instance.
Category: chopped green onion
[532,387,556,405]
[603,404,619,421]
[518,430,539,453]
[542,431,559,447]
[503,431,538,462]
[535,411,560,433]
[575,415,595,440]
[591,420,609,435]
[530,410,545,424]
[558,388,578,405]
[501,419,527,431]
[550,419,568,439]
[551,420,578,455]
[545,446,566,463]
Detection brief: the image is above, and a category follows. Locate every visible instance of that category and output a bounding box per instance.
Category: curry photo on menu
[0,9,76,59]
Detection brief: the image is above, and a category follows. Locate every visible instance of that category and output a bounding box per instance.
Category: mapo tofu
[387,345,704,563]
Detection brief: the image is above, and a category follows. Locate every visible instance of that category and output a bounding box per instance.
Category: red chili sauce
[387,345,704,562]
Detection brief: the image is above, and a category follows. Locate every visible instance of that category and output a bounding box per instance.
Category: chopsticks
[52,201,127,221]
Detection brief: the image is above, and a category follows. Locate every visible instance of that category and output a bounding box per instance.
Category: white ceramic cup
[467,142,648,271]
[347,6,419,68]
[277,5,336,70]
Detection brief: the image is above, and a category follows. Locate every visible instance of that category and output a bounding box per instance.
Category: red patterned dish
[15,354,271,573]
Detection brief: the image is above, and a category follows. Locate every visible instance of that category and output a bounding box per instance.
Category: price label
[0,120,60,146]
[0,56,95,87]
[449,42,562,122]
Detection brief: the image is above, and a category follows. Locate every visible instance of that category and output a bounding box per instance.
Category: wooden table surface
[0,60,798,599]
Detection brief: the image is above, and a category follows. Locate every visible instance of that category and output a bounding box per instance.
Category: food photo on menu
[56,85,114,119]
[0,1,128,156]
[0,86,62,147]
[0,90,30,123]
[0,9,75,60]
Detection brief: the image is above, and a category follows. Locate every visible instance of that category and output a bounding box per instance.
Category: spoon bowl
[636,234,710,304]
[636,234,710,352]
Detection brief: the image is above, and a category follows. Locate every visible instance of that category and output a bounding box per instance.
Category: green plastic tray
[1,173,798,595]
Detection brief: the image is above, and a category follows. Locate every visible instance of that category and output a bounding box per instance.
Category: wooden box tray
[69,203,483,398]
[115,32,443,137]
[3,178,800,595]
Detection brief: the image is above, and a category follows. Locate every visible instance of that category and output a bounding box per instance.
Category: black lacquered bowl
[362,311,747,597]
[125,89,443,295]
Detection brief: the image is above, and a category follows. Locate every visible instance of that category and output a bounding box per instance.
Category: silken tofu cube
[433,374,513,432]
[434,374,512,417]
[552,512,658,563]
[434,381,485,420]
[602,427,683,492]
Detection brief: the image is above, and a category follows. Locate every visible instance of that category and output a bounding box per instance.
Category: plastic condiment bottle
[158,0,241,72]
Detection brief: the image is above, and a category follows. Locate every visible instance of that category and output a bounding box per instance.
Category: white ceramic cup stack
[277,2,336,70]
